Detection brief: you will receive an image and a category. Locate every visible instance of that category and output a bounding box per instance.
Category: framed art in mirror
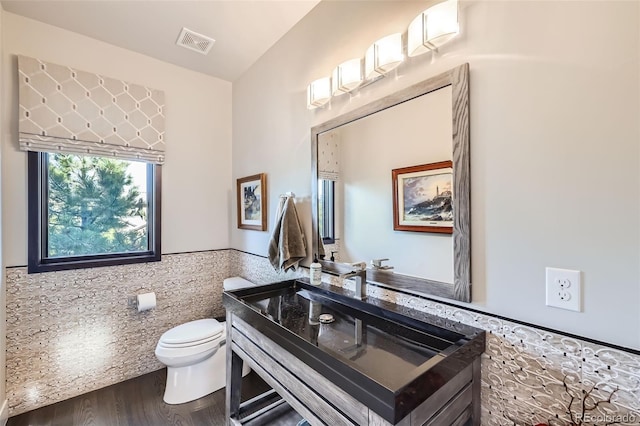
[237,173,267,231]
[392,161,453,234]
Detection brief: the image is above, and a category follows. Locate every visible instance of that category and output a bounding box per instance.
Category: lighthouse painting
[392,161,454,234]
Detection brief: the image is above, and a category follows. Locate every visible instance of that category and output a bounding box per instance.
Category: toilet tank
[223,277,256,291]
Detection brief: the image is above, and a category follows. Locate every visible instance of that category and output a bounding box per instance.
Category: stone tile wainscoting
[229,249,305,285]
[6,249,639,425]
[4,249,303,417]
[5,250,233,416]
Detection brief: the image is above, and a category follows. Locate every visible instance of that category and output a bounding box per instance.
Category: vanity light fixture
[307,77,332,109]
[307,0,461,108]
[407,0,459,57]
[365,33,404,80]
[332,58,363,96]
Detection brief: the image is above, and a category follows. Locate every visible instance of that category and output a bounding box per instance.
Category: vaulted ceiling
[1,0,321,82]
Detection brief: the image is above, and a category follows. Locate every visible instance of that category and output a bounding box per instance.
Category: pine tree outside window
[28,151,161,273]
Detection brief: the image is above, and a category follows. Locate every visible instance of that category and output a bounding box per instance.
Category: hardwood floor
[6,369,289,426]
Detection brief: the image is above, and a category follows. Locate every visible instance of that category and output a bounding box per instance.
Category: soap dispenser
[310,255,322,285]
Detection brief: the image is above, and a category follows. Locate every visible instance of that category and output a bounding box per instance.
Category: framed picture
[237,173,267,231]
[392,161,453,234]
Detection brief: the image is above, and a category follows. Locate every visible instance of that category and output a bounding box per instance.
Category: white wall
[2,12,233,266]
[232,1,640,349]
[0,3,6,421]
[336,86,454,283]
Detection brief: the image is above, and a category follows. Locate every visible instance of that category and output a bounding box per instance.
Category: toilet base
[163,343,251,404]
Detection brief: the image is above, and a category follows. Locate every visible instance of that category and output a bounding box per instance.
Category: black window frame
[27,151,162,273]
[319,179,335,244]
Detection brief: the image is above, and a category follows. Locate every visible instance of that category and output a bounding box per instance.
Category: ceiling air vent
[176,27,215,55]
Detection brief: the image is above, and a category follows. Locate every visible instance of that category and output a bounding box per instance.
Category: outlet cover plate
[546,267,581,312]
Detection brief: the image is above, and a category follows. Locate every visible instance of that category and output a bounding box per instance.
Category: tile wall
[4,249,303,417]
[5,250,231,416]
[228,249,305,285]
[5,249,639,425]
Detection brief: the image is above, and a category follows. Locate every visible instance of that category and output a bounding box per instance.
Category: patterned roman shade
[18,55,166,164]
[318,130,340,181]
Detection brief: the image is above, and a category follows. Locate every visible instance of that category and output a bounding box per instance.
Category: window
[28,151,161,273]
[318,179,335,244]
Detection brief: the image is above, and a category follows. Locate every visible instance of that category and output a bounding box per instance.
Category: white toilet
[155,277,255,404]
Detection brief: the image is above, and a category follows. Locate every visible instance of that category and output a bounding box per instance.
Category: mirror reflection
[311,64,470,302]
[317,87,453,283]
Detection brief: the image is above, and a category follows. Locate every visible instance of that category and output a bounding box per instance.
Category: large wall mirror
[311,64,470,302]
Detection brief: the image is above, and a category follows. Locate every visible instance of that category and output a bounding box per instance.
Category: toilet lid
[160,319,223,345]
[223,277,256,291]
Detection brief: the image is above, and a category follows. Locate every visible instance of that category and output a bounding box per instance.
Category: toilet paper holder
[128,292,156,312]
[127,296,138,308]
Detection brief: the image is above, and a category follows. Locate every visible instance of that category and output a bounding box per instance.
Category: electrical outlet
[546,267,581,312]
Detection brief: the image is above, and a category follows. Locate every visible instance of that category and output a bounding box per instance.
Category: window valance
[18,55,165,164]
[317,131,340,181]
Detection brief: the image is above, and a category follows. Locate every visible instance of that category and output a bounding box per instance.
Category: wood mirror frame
[311,63,470,302]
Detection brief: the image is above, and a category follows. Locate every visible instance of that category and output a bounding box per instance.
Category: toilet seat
[156,318,225,361]
[155,336,221,360]
[159,318,223,346]
[158,333,221,349]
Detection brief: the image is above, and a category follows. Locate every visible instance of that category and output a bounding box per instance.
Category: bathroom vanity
[223,279,485,425]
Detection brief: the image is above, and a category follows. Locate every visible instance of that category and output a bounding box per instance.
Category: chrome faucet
[371,258,394,271]
[340,262,367,300]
